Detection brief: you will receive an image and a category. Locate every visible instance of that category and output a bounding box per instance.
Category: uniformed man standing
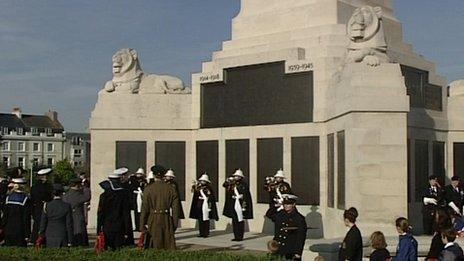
[271,193,307,260]
[97,168,132,250]
[129,168,147,232]
[1,178,31,247]
[39,184,73,248]
[63,177,91,246]
[164,169,185,222]
[422,175,443,235]
[30,168,53,243]
[189,174,219,238]
[265,169,292,222]
[223,169,253,241]
[140,165,180,250]
[444,176,464,215]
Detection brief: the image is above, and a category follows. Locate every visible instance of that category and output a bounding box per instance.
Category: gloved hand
[423,197,438,205]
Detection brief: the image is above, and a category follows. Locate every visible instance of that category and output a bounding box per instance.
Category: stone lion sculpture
[104,48,191,94]
[346,6,390,67]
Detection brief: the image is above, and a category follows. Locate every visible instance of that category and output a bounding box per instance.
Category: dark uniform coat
[30,181,53,241]
[273,208,307,259]
[166,180,185,219]
[189,184,218,221]
[422,186,443,234]
[1,191,31,247]
[223,180,253,220]
[266,181,292,221]
[140,179,180,250]
[444,185,464,213]
[62,188,91,245]
[97,180,132,250]
[339,225,363,261]
[39,197,73,248]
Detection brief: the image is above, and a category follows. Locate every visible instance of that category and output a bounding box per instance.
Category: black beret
[428,175,438,180]
[452,176,461,181]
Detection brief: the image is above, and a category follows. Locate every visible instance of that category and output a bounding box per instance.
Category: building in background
[0,108,65,170]
[64,132,91,173]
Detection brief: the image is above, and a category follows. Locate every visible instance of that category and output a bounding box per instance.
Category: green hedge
[0,247,280,260]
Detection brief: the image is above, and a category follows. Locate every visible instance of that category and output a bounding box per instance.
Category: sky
[0,0,463,132]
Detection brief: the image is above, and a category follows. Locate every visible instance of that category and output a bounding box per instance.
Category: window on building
[33,158,39,167]
[72,137,81,146]
[47,143,54,152]
[1,142,10,151]
[18,142,25,151]
[17,128,24,135]
[47,158,53,166]
[31,127,39,136]
[33,143,40,152]
[18,157,25,168]
[46,128,53,136]
[74,149,82,157]
[2,157,9,168]
[2,127,9,135]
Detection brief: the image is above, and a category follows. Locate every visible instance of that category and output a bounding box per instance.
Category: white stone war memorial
[89,0,464,239]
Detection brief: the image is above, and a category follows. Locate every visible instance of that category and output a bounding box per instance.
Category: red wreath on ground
[95,232,105,253]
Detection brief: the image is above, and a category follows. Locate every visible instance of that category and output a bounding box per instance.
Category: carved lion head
[347,6,382,43]
[111,48,140,77]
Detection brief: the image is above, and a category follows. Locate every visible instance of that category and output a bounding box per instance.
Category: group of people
[339,207,464,261]
[96,165,307,259]
[0,167,91,248]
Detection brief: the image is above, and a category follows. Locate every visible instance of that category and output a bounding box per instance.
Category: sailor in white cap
[265,169,292,222]
[223,169,253,241]
[163,169,185,220]
[189,173,218,238]
[30,168,53,242]
[3,177,31,247]
[128,167,147,232]
[97,168,132,250]
[271,193,307,260]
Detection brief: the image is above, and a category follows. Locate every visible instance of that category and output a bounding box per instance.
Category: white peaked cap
[199,174,211,183]
[114,167,129,175]
[136,168,145,174]
[12,178,27,184]
[165,169,175,178]
[146,171,154,181]
[274,169,285,178]
[233,169,245,178]
[37,168,52,176]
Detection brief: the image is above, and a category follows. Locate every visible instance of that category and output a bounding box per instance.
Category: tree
[52,159,75,185]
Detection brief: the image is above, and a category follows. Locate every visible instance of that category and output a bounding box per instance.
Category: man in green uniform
[140,165,180,250]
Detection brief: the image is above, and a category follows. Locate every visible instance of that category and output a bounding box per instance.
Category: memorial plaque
[327,134,335,208]
[155,141,186,201]
[226,139,250,180]
[415,140,429,202]
[201,61,313,128]
[433,141,445,186]
[454,143,464,180]
[400,65,443,111]
[115,141,146,174]
[291,136,320,205]
[196,141,219,201]
[424,84,443,111]
[257,138,283,204]
[337,131,345,210]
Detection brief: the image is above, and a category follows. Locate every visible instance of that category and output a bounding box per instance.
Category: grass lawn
[0,247,280,260]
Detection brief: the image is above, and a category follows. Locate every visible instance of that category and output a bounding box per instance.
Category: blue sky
[0,0,462,132]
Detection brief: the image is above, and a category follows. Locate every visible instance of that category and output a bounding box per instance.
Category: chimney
[45,109,58,122]
[12,107,22,118]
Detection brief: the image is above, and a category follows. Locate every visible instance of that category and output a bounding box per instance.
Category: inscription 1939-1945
[286,62,314,73]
